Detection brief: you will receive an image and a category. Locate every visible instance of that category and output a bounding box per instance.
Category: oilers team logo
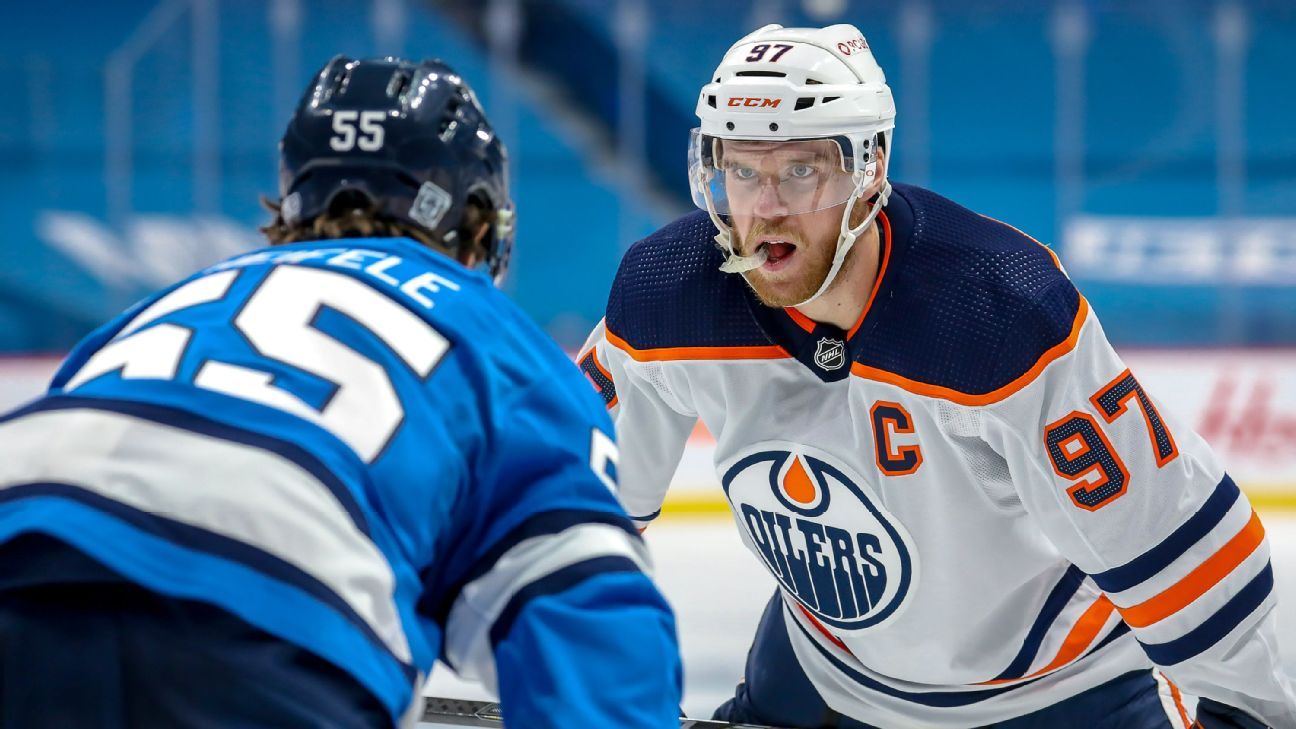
[722,443,917,631]
[813,338,846,371]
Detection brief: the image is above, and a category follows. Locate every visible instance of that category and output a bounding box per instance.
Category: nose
[751,180,789,219]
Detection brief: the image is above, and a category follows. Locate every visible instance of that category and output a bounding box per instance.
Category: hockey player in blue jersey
[0,56,682,728]
[580,23,1295,729]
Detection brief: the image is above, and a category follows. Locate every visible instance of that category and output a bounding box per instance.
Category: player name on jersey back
[209,244,463,311]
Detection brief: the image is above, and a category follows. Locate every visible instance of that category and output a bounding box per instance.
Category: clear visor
[688,129,864,218]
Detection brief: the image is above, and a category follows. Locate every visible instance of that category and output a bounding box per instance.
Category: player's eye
[785,163,817,180]
[727,165,758,181]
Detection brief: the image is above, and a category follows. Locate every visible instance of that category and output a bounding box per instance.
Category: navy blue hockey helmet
[278,55,515,281]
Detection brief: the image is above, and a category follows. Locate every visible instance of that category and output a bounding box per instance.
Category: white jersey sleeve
[578,319,698,527]
[982,302,1296,727]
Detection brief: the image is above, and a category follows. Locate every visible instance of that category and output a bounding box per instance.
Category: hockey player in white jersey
[0,57,682,728]
[580,23,1296,729]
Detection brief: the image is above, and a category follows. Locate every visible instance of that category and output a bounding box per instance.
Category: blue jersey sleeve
[432,360,682,728]
[495,570,682,727]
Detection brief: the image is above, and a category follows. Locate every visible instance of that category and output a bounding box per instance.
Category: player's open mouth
[759,240,797,271]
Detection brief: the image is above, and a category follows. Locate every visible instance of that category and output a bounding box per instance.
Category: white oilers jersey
[580,184,1296,728]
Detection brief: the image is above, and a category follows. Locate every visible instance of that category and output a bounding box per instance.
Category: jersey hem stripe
[788,597,1134,706]
[0,483,415,681]
[978,596,1117,686]
[991,565,1087,681]
[785,603,1050,706]
[795,602,853,655]
[1155,671,1194,728]
[5,394,372,535]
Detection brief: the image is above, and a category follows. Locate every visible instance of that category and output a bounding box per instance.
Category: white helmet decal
[689,24,896,306]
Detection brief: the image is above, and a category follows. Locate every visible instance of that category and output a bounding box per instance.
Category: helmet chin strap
[696,166,770,274]
[789,176,890,308]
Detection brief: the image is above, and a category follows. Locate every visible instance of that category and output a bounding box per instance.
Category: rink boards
[3,349,1295,512]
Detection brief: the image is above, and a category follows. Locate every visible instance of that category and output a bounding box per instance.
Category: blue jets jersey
[580,184,1296,728]
[0,236,681,728]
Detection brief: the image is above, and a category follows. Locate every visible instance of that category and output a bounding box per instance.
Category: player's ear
[472,219,491,247]
[846,144,888,229]
[454,219,490,268]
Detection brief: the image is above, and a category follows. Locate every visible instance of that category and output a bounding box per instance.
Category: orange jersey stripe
[849,210,893,340]
[977,596,1116,686]
[781,211,894,340]
[1164,673,1192,728]
[795,603,854,656]
[784,306,816,333]
[1118,510,1266,629]
[851,296,1090,406]
[604,328,789,363]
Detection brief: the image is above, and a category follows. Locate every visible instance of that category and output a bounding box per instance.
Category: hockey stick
[420,696,779,728]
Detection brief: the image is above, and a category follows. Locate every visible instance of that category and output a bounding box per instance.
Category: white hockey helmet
[688,24,896,305]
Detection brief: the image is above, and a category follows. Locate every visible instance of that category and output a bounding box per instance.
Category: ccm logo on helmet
[837,37,869,55]
[728,97,781,109]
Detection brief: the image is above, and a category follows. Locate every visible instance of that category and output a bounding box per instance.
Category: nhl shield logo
[814,338,846,371]
[721,443,918,631]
